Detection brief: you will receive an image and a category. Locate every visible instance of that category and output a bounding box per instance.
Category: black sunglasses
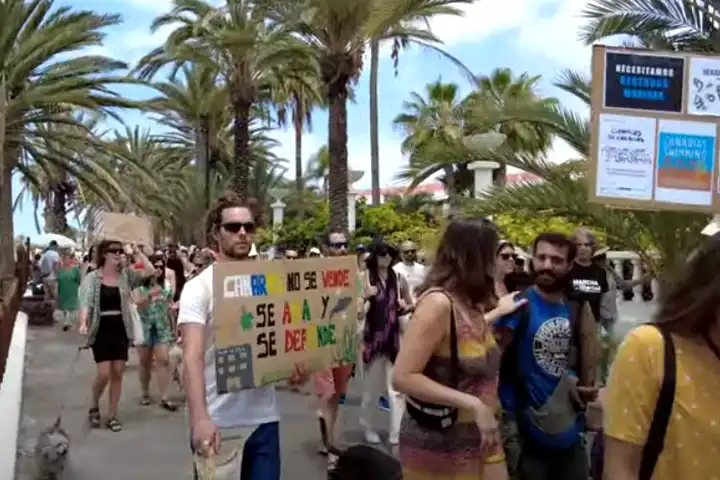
[329,242,348,250]
[153,263,164,269]
[221,222,256,234]
[499,253,516,261]
[402,249,416,255]
[106,248,123,255]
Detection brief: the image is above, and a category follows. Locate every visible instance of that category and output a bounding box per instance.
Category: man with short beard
[495,232,598,480]
[177,194,307,480]
[313,231,355,470]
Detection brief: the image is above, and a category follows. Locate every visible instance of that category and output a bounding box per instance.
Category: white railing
[0,311,28,480]
[606,251,659,303]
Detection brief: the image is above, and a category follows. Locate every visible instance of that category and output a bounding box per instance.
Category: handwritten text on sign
[212,258,358,393]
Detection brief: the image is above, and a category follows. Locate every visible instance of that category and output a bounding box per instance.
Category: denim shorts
[191,422,280,480]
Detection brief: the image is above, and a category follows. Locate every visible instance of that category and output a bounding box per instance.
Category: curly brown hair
[203,193,259,248]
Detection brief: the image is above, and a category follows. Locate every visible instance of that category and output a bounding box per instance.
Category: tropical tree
[136,0,318,201]
[465,71,708,276]
[0,0,143,278]
[263,0,474,233]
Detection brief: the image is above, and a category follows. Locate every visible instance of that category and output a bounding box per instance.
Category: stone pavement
[15,301,653,479]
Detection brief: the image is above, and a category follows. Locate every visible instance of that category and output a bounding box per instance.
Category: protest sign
[94,212,153,246]
[212,257,359,393]
[589,45,720,213]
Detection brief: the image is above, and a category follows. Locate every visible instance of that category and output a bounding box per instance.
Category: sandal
[106,418,122,432]
[140,395,152,406]
[88,407,101,428]
[159,399,177,412]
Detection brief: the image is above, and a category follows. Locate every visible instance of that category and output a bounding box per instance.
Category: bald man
[393,240,426,303]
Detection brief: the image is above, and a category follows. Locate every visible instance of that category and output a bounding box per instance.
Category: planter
[21,296,53,326]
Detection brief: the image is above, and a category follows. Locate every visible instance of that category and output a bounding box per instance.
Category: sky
[12,0,595,237]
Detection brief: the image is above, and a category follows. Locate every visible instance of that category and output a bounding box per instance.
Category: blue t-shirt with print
[496,288,583,449]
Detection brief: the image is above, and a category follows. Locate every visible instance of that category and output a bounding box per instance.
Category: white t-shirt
[393,262,427,300]
[177,265,279,428]
[39,250,60,279]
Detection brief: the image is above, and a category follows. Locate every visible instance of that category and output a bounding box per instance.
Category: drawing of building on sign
[215,344,254,393]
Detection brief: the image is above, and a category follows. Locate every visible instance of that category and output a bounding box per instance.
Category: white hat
[308,247,321,255]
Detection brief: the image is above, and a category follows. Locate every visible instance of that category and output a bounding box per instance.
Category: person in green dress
[55,249,81,331]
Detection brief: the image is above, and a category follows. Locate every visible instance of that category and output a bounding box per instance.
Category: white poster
[596,114,656,200]
[687,57,720,116]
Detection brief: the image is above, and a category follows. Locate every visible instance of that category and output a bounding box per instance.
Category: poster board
[589,45,720,213]
[212,257,359,393]
[94,212,154,246]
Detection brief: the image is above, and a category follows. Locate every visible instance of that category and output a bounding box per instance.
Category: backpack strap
[639,324,676,480]
[498,289,532,409]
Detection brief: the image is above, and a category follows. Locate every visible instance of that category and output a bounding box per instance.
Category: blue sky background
[13,0,592,237]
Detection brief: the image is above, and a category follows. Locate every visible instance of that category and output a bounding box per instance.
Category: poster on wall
[595,114,656,200]
[687,57,720,116]
[655,119,716,206]
[604,52,685,113]
[212,257,359,393]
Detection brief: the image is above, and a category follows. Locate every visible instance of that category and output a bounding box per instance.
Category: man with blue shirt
[496,232,597,480]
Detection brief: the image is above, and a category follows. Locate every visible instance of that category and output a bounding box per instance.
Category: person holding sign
[177,194,308,480]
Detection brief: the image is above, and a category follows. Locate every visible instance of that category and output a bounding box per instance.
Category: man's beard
[532,269,566,293]
[221,244,249,260]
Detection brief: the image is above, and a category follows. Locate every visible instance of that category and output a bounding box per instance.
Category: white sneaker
[364,429,381,444]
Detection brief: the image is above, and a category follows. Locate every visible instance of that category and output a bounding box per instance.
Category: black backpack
[590,324,676,480]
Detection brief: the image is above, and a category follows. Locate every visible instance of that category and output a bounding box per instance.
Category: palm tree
[136,0,318,201]
[463,68,557,184]
[393,80,467,206]
[0,0,142,278]
[264,0,473,233]
[466,71,708,276]
[304,144,330,198]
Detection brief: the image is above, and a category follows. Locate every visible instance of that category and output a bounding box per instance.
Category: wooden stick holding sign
[94,212,154,246]
[212,257,359,393]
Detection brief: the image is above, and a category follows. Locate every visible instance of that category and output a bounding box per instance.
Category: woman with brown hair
[393,218,526,480]
[78,240,154,432]
[602,233,720,480]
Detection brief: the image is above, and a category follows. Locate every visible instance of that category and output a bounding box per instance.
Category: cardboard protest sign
[212,257,359,393]
[589,45,720,213]
[94,212,153,246]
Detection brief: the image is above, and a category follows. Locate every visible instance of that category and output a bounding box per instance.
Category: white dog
[168,342,184,392]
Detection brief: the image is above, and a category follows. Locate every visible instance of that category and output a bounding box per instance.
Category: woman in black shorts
[78,240,154,432]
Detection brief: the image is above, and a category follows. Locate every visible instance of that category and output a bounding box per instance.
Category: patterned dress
[136,285,173,346]
[399,293,504,479]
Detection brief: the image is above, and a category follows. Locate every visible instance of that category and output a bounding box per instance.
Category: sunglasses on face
[221,222,256,234]
[402,250,416,255]
[499,253,516,261]
[576,242,592,247]
[153,264,164,269]
[329,242,348,250]
[106,248,123,255]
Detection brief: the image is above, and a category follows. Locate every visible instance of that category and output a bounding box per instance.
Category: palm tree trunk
[197,118,211,209]
[369,39,381,205]
[0,72,15,279]
[293,95,304,219]
[231,85,252,201]
[328,79,349,234]
[51,186,69,235]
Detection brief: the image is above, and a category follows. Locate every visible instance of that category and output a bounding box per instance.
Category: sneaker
[364,429,381,444]
[378,396,390,411]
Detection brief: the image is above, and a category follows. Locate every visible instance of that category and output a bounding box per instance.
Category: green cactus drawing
[240,307,254,331]
[333,323,359,365]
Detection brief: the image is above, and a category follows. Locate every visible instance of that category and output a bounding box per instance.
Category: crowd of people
[29,194,720,479]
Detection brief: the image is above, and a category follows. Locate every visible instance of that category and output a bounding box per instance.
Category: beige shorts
[43,279,58,300]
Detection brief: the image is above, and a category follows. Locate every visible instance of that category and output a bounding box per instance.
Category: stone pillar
[631,258,643,302]
[469,161,500,197]
[271,200,285,229]
[348,170,364,233]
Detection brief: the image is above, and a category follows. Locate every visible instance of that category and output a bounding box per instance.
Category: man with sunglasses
[393,241,426,307]
[177,195,307,480]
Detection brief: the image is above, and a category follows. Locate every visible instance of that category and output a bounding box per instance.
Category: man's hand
[288,363,310,386]
[569,375,599,406]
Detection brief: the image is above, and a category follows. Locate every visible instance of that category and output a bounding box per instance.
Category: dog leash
[55,345,90,419]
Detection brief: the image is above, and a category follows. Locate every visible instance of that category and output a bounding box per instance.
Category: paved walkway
[15,301,653,479]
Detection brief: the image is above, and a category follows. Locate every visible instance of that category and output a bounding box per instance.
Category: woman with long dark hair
[602,233,720,480]
[78,240,154,432]
[494,240,516,297]
[134,254,177,410]
[393,218,526,480]
[360,237,413,445]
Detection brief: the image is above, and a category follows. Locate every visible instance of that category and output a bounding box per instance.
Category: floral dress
[136,285,173,346]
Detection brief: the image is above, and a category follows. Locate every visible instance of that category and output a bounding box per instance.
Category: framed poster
[687,57,720,116]
[595,114,656,200]
[604,52,685,113]
[655,119,716,206]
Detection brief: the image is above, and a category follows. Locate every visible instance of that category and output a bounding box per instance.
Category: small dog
[34,416,70,480]
[168,342,184,392]
[319,417,402,480]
